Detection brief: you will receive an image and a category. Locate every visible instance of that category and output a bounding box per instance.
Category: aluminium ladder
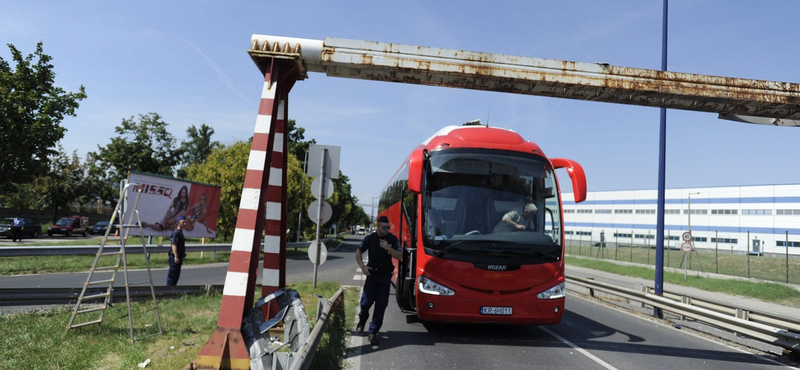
[66,183,163,343]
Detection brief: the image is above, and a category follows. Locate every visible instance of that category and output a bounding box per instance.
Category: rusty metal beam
[249,35,800,121]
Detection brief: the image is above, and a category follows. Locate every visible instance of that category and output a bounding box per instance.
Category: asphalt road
[351,285,789,370]
[2,235,794,369]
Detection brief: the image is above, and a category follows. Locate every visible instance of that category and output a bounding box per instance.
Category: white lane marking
[539,326,619,370]
[344,285,364,370]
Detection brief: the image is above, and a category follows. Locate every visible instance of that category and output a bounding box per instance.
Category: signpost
[307,145,341,288]
[681,231,693,280]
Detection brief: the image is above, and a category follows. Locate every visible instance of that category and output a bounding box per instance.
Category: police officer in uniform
[355,215,402,345]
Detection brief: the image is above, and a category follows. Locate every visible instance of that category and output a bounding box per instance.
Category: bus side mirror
[551,158,587,203]
[408,148,425,194]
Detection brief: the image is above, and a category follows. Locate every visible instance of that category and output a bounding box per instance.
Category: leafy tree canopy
[0,42,87,192]
[90,112,183,186]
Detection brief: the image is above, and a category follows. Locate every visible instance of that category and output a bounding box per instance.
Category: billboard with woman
[126,171,221,238]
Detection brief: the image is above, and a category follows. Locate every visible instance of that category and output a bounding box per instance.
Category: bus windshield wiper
[434,241,466,257]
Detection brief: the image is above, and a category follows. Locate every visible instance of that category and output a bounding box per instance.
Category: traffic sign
[680,242,693,253]
[311,177,334,200]
[307,200,332,224]
[308,241,328,265]
[681,231,692,242]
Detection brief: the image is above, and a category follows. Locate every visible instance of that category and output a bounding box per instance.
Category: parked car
[90,221,118,236]
[47,216,90,237]
[0,218,42,239]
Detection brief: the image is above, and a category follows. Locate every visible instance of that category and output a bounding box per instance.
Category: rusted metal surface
[249,35,800,120]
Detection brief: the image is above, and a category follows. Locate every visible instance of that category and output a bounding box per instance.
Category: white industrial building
[563,184,800,256]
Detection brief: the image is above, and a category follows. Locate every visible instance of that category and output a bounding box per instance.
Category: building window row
[614,232,632,238]
[568,208,800,216]
[711,237,738,244]
[635,234,655,239]
[777,241,800,247]
[742,209,772,215]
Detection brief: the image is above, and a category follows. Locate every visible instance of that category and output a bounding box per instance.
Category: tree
[90,112,183,186]
[33,145,89,222]
[0,42,87,192]
[328,173,370,233]
[177,123,220,178]
[186,139,314,242]
[287,119,315,162]
[186,140,250,240]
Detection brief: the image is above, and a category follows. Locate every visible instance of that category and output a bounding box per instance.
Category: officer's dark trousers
[167,254,182,286]
[359,273,391,334]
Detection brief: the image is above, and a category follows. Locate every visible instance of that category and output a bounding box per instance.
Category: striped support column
[196,63,283,370]
[262,96,287,298]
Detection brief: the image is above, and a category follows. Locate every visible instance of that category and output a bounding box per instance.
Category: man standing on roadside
[355,215,402,345]
[11,215,23,242]
[166,216,187,285]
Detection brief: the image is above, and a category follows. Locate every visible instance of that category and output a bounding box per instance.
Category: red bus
[378,121,586,324]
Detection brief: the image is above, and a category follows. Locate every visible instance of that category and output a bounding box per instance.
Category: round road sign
[307,200,332,224]
[681,231,692,242]
[680,242,693,253]
[308,241,328,265]
[311,178,334,200]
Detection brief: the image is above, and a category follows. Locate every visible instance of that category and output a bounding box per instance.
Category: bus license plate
[480,306,512,315]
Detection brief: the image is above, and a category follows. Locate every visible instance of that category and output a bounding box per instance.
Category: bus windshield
[422,148,561,264]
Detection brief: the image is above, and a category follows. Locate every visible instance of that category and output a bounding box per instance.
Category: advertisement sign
[126,172,221,238]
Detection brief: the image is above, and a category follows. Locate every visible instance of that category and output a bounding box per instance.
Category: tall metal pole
[312,148,327,288]
[372,197,378,224]
[654,0,669,318]
[296,150,308,243]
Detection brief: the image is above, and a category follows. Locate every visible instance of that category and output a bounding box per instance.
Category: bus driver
[493,203,537,233]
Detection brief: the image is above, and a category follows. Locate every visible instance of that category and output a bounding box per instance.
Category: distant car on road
[90,220,118,236]
[47,216,90,237]
[0,218,42,239]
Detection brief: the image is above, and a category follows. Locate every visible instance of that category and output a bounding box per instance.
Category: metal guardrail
[566,276,800,354]
[0,242,310,257]
[0,285,223,306]
[294,287,345,370]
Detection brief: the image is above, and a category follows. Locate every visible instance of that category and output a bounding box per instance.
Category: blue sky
[3,1,800,213]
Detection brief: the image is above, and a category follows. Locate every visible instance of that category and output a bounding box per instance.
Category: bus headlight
[418,276,455,296]
[536,282,566,299]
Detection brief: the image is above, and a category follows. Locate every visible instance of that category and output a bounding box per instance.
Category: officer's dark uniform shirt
[359,232,400,275]
[170,228,186,258]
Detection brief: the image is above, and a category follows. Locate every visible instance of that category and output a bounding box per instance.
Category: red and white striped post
[195,58,296,369]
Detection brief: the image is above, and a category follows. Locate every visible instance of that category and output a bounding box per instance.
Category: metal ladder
[66,183,163,343]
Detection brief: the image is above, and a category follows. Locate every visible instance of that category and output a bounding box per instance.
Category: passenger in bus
[355,215,403,346]
[492,203,537,233]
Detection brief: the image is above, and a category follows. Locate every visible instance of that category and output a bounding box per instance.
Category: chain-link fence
[566,230,800,285]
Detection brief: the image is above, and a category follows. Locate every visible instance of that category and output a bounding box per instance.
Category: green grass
[0,281,359,370]
[566,256,800,308]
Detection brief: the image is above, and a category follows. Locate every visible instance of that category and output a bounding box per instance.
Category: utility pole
[371,197,378,226]
[296,150,308,243]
